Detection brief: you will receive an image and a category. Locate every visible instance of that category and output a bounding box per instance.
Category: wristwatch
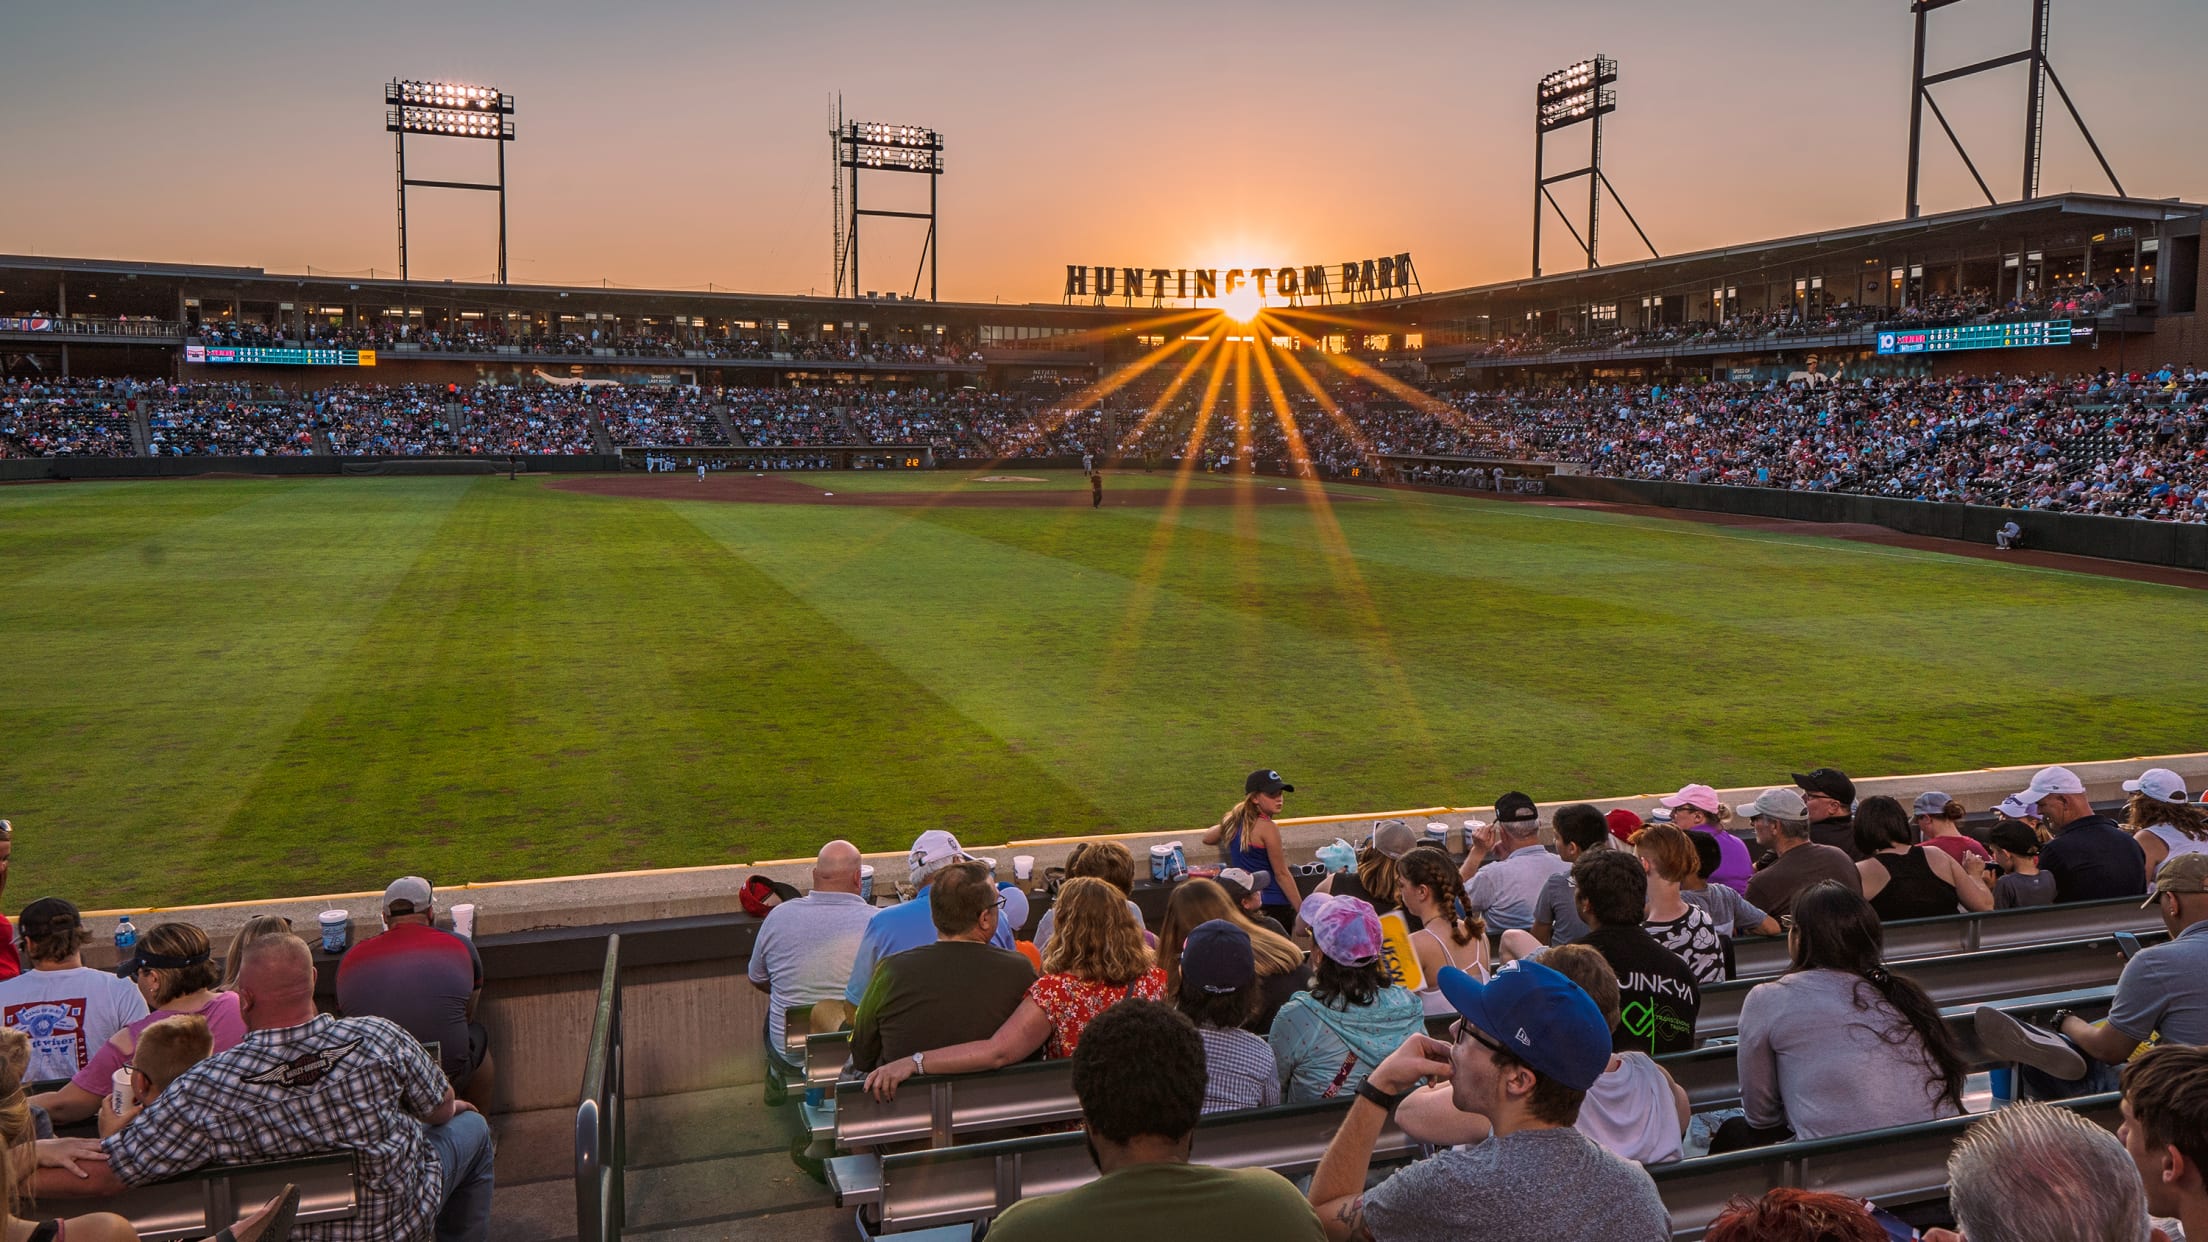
[1355,1079,1409,1111]
[911,1050,926,1075]
[2047,1010,2076,1033]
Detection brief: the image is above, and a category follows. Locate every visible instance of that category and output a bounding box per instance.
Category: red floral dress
[1028,967,1166,1058]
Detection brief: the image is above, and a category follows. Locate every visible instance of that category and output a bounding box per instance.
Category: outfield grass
[6,470,2208,909]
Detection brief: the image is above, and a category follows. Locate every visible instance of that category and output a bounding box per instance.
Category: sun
[1219,287,1263,324]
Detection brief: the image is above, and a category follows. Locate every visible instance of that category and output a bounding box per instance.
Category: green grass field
[7,469,2208,910]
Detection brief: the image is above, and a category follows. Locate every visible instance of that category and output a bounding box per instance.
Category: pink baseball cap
[1298,892,1383,967]
[1659,784,1725,815]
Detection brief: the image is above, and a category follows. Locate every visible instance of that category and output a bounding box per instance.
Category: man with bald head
[61,934,497,1241]
[749,839,878,1068]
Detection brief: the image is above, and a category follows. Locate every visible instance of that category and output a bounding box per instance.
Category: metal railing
[1730,894,2162,978]
[574,934,625,1242]
[1,317,185,340]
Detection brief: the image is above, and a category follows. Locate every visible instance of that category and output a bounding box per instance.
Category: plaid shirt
[104,1013,448,1242]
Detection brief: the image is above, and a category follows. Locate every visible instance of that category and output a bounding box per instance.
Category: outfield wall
[0,454,624,482]
[1540,475,2208,571]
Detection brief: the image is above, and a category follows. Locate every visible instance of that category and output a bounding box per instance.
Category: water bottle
[114,916,137,956]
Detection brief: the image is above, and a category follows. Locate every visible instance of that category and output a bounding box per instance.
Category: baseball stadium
[5,4,2208,1240]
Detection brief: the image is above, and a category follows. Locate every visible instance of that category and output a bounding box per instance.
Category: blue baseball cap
[1435,960,1611,1091]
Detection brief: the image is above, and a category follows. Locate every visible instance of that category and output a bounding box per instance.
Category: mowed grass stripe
[205,481,1109,901]
[676,498,1464,829]
[0,479,468,906]
[0,479,292,584]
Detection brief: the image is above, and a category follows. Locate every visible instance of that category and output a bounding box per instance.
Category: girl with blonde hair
[1200,770,1303,930]
[1158,879,1306,1032]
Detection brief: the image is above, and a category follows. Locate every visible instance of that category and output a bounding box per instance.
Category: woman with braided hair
[1713,880,1967,1152]
[1393,847,1486,1016]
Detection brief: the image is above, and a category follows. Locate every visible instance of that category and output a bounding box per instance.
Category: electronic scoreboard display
[1875,320,2073,356]
[184,345,376,367]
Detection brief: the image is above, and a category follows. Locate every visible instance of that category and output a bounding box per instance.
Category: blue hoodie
[1269,985,1423,1102]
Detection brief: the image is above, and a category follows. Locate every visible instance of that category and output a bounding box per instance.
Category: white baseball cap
[908,830,973,882]
[2123,768,2190,806]
[2014,765,2086,804]
[1996,795,2041,820]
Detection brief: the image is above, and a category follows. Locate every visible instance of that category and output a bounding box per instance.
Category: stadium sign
[1875,320,2073,356]
[185,345,377,367]
[0,317,53,332]
[1063,253,1417,304]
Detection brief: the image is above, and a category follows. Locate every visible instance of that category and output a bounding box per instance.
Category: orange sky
[4,1,2203,303]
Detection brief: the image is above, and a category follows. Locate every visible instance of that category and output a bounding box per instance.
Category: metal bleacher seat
[90,1152,358,1242]
[1726,895,2162,978]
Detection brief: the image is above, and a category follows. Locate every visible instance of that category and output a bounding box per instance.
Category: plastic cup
[318,910,350,954]
[111,1067,133,1115]
[1013,855,1035,881]
[450,903,477,939]
[859,865,876,903]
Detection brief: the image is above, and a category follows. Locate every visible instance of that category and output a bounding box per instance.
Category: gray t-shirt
[1682,884,1769,938]
[1360,1125,1670,1242]
[1533,871,1591,945]
[1736,968,1961,1141]
[2107,920,2208,1046]
[1993,871,2057,910]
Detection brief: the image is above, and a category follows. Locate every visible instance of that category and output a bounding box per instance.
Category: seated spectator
[1913,792,1991,866]
[1794,767,1860,859]
[1306,960,1668,1240]
[32,922,243,1125]
[1995,794,2047,842]
[862,876,1161,1098]
[1631,826,1727,984]
[1705,1188,1889,1242]
[1309,821,1418,923]
[55,935,493,1242]
[1271,894,1421,1103]
[1507,851,1700,1056]
[0,899,147,1082]
[0,821,19,983]
[1657,783,1752,892]
[1681,830,1780,938]
[1459,793,1568,934]
[746,840,876,1069]
[2123,768,2208,888]
[1741,788,1862,919]
[844,831,1014,1006]
[219,917,299,991]
[1395,846,1486,1014]
[1157,879,1305,1034]
[982,1001,1324,1241]
[336,877,495,1109]
[1033,841,1147,952]
[1977,853,2208,1100]
[849,861,1035,1073]
[1214,866,1271,918]
[1201,769,1303,933]
[1529,803,1611,947]
[1171,921,1279,1114]
[2120,1045,2208,1242]
[0,1028,141,1242]
[1855,794,1993,919]
[2016,765,2147,901]
[1396,944,1688,1164]
[1925,1100,2159,1242]
[94,1013,209,1138]
[1717,880,1966,1151]
[1988,820,2057,908]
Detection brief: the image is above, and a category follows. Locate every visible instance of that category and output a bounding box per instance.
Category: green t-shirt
[984,1160,1326,1242]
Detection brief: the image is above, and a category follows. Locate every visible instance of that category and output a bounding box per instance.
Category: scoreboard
[1875,320,2073,356]
[185,345,376,367]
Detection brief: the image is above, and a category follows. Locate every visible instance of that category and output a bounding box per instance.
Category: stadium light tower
[1903,0,2124,219]
[1531,56,1656,278]
[832,104,943,301]
[385,79,517,285]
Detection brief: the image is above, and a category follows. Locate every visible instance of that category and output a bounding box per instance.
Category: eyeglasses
[1450,1019,1504,1056]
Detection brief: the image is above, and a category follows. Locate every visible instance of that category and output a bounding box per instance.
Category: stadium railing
[574,933,626,1242]
[87,1152,358,1242]
[1727,895,2163,977]
[1694,931,2139,1042]
[1649,1093,2124,1240]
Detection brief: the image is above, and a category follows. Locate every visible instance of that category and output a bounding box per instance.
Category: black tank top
[1869,847,1959,921]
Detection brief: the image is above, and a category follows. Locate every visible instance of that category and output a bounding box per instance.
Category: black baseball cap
[1987,820,2041,858]
[18,897,81,939]
[1792,768,1857,807]
[1493,792,1540,824]
[1246,769,1295,796]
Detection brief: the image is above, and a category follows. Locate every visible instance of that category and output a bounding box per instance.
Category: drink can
[859,865,876,903]
[318,909,350,954]
[111,1067,134,1116]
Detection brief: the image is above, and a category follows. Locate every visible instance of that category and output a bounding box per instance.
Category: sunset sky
[5,1,2204,304]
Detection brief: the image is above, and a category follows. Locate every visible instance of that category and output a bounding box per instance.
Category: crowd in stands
[0,823,501,1241]
[192,320,983,366]
[746,757,2208,1239]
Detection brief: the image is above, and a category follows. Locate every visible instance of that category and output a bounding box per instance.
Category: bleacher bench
[87,1152,357,1242]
